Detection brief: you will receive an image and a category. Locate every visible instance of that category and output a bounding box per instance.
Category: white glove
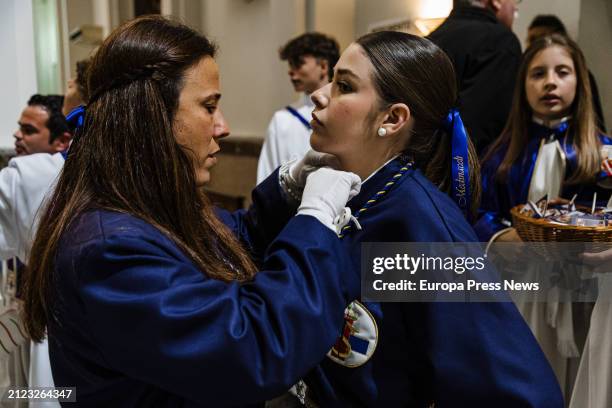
[280,150,340,203]
[297,167,361,233]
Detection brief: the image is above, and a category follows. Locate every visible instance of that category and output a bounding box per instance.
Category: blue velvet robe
[48,173,359,407]
[303,157,563,407]
[475,121,612,241]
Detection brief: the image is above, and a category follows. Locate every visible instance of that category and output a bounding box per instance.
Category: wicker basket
[510,205,612,258]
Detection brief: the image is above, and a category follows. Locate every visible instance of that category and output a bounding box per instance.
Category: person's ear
[378,103,411,137]
[490,0,502,12]
[319,59,329,81]
[51,131,72,152]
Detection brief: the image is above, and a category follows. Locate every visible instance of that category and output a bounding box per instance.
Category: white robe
[570,275,612,408]
[0,152,63,408]
[257,94,313,184]
[0,153,64,261]
[517,128,583,401]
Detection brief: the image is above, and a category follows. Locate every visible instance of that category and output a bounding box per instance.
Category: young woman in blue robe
[20,16,363,407]
[282,31,563,407]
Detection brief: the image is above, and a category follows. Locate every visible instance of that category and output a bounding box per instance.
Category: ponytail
[357,31,480,218]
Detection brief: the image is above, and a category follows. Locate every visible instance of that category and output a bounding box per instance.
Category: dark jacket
[429,6,522,154]
[589,70,607,133]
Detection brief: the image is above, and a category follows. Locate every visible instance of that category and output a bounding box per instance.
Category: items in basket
[518,193,612,227]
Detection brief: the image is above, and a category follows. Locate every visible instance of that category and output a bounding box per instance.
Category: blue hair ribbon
[62,105,86,160]
[444,109,471,219]
[66,105,86,131]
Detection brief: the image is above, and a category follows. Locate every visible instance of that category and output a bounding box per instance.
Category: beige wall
[162,0,201,33]
[315,0,355,51]
[66,0,96,80]
[578,0,612,132]
[0,0,37,149]
[354,0,453,37]
[110,0,134,27]
[201,0,305,139]
[513,0,581,49]
[354,0,413,37]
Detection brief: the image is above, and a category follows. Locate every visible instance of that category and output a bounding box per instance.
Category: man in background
[1,60,88,404]
[257,32,339,183]
[429,0,522,154]
[1,96,70,407]
[14,94,71,156]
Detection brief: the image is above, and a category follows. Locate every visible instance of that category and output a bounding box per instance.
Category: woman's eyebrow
[529,64,545,70]
[335,68,360,81]
[529,63,573,71]
[202,93,221,103]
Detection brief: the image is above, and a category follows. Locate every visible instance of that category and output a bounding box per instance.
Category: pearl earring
[377,127,387,137]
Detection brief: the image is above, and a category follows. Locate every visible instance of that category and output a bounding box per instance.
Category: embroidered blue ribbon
[444,109,471,218]
[66,105,86,131]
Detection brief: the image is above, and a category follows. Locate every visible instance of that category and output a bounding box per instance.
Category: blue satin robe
[475,122,612,241]
[48,172,359,407]
[303,158,563,407]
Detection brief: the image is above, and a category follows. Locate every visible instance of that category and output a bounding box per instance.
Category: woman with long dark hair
[292,31,562,406]
[21,16,361,406]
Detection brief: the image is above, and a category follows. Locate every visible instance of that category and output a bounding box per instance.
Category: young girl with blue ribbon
[475,34,612,402]
[284,31,561,407]
[476,34,612,243]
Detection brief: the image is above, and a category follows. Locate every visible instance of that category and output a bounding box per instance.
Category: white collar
[362,155,401,184]
[532,115,572,129]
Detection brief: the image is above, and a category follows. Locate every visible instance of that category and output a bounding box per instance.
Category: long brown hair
[23,16,257,342]
[356,31,481,216]
[486,34,601,183]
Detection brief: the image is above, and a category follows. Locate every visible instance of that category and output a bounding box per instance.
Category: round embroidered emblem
[327,300,378,367]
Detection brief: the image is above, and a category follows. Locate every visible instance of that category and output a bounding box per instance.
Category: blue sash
[285,106,312,130]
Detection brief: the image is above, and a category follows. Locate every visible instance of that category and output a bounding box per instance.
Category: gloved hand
[280,150,341,203]
[297,167,361,233]
[290,150,341,186]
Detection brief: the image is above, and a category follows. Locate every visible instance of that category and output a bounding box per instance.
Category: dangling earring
[377,127,387,137]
